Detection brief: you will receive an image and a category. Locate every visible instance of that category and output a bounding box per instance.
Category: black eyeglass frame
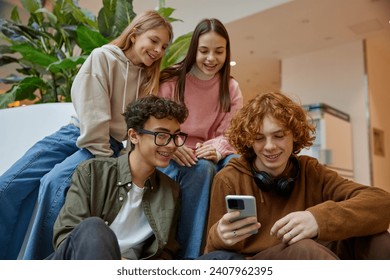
[138,129,188,147]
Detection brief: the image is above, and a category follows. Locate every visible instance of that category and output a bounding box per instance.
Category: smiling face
[126,26,171,67]
[252,115,294,177]
[193,31,227,79]
[129,116,181,171]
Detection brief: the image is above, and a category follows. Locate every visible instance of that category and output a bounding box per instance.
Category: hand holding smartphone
[225,195,258,234]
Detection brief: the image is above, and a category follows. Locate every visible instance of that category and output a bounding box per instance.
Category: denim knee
[74,217,118,248]
[50,217,120,260]
[77,217,109,232]
[193,159,217,176]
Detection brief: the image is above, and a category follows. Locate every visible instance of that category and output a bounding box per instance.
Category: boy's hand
[217,211,260,246]
[270,211,319,245]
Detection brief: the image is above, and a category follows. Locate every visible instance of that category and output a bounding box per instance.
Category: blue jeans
[159,154,239,259]
[0,124,123,260]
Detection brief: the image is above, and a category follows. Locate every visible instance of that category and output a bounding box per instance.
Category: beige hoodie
[71,44,144,157]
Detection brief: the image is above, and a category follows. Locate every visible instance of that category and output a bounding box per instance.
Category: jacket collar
[116,151,159,191]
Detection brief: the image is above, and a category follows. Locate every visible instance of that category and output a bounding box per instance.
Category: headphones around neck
[251,157,300,197]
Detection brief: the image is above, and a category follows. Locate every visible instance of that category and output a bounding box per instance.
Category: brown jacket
[205,155,390,257]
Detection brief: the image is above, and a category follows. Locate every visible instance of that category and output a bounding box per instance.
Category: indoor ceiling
[135,0,390,102]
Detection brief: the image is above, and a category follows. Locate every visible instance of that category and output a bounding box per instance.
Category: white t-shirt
[109,183,153,259]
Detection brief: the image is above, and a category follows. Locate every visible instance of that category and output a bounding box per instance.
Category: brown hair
[111,10,173,96]
[226,91,316,160]
[160,18,232,112]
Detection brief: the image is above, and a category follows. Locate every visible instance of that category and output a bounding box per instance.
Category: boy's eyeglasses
[138,129,188,147]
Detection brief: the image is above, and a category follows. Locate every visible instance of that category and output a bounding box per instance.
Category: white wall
[281,41,371,185]
[366,35,390,193]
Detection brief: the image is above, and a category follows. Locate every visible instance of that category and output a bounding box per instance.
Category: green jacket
[53,152,180,260]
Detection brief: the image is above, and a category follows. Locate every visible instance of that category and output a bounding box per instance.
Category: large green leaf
[0,76,47,109]
[11,44,57,67]
[47,56,87,73]
[35,7,58,26]
[161,32,192,69]
[98,0,134,39]
[22,0,45,25]
[76,26,109,54]
[10,6,21,23]
[98,0,118,39]
[63,0,97,29]
[0,88,17,109]
[14,76,47,101]
[20,0,41,14]
[114,0,135,34]
[157,7,182,23]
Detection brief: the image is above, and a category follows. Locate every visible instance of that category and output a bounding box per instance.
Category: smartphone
[225,195,258,234]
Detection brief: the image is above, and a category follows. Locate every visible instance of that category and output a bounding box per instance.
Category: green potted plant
[0,0,190,109]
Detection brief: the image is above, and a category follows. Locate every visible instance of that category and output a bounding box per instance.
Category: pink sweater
[158,74,243,158]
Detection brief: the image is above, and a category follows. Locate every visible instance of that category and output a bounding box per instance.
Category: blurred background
[1,0,390,191]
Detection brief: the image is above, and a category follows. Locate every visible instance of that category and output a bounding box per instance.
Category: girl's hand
[172,145,198,167]
[195,143,219,163]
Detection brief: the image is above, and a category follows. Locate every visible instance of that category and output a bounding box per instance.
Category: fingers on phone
[232,222,260,240]
[232,217,260,235]
[226,211,241,221]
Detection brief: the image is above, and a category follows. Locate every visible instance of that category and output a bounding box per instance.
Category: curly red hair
[226,92,316,160]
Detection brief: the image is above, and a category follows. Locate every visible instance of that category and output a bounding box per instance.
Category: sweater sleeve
[203,79,243,158]
[304,158,390,241]
[204,171,245,254]
[71,50,113,157]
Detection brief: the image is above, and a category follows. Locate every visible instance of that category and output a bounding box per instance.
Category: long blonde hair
[111,10,173,95]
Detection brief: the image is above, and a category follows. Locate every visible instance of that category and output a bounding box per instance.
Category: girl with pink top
[158,18,243,259]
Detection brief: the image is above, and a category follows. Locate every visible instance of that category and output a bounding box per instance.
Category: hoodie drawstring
[122,62,142,113]
[122,61,129,114]
[136,68,141,100]
[259,189,265,203]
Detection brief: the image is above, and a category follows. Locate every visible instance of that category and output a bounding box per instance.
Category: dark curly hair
[123,95,188,149]
[226,91,316,160]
